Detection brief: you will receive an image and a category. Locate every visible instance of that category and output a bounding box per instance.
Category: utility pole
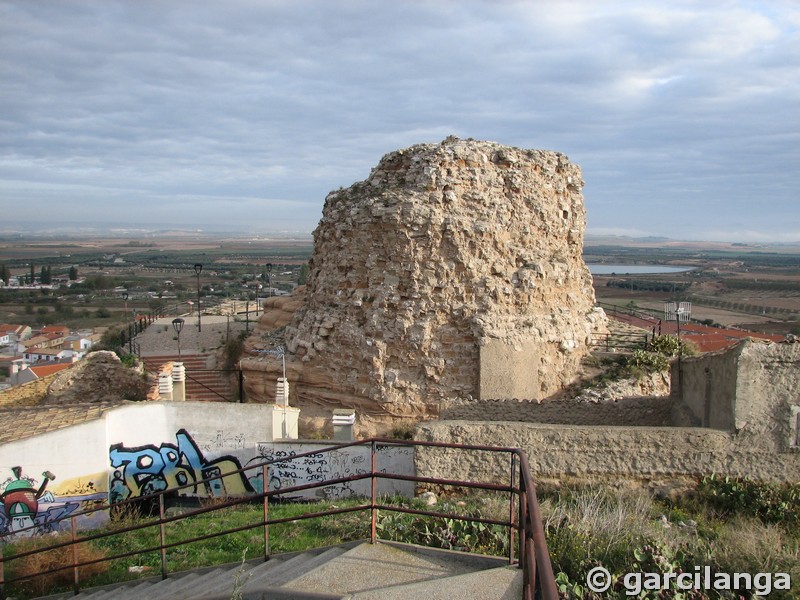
[194,263,203,332]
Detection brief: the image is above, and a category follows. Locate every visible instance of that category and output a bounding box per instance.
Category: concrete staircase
[41,542,522,600]
[141,354,235,402]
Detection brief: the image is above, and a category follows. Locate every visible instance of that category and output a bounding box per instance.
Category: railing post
[508,452,516,565]
[370,440,377,544]
[0,539,5,600]
[263,464,270,561]
[527,538,536,600]
[159,493,167,580]
[71,515,80,595]
[518,482,528,573]
[528,486,559,600]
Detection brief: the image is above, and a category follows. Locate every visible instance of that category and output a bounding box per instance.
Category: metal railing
[182,368,244,402]
[0,439,557,600]
[597,301,662,323]
[591,332,651,351]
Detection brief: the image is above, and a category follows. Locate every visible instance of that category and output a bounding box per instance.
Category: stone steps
[38,542,521,600]
[141,354,234,402]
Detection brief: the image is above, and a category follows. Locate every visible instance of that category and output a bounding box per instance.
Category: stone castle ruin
[243,137,606,434]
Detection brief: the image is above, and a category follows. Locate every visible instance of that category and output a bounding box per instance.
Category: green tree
[0,264,9,285]
[298,263,310,285]
[69,266,78,280]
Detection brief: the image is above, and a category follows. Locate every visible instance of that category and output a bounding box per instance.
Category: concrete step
[283,542,507,597]
[206,558,286,596]
[34,543,519,600]
[141,352,235,401]
[270,547,350,588]
[163,567,231,600]
[190,561,272,599]
[351,565,523,600]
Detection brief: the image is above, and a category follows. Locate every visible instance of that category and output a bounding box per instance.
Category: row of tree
[689,295,798,316]
[723,279,800,293]
[0,264,79,285]
[605,279,690,293]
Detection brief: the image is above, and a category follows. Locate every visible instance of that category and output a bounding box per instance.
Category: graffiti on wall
[109,429,254,502]
[246,443,414,500]
[0,467,80,539]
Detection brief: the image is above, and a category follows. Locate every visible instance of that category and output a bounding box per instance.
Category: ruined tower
[245,137,605,434]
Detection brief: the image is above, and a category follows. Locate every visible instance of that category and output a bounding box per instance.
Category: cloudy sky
[1,1,798,242]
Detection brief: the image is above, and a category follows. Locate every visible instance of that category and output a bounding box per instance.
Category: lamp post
[194,263,203,332]
[172,318,184,360]
[674,306,687,394]
[122,292,131,353]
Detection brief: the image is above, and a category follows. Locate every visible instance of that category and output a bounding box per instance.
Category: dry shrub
[541,486,654,543]
[714,516,800,580]
[539,486,657,572]
[8,533,109,596]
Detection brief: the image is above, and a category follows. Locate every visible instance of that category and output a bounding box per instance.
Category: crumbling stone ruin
[47,351,150,404]
[243,137,606,434]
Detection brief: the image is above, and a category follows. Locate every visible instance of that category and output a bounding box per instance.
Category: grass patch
[5,477,799,599]
[542,479,800,599]
[3,499,372,598]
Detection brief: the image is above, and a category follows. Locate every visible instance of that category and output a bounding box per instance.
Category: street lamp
[122,292,131,353]
[172,318,184,360]
[194,263,203,332]
[674,306,687,393]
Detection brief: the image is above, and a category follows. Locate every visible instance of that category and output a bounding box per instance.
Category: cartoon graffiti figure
[0,467,77,539]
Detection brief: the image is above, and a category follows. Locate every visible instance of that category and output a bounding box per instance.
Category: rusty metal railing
[0,439,557,600]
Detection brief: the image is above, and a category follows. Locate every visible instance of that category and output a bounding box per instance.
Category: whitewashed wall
[248,441,415,500]
[0,402,414,538]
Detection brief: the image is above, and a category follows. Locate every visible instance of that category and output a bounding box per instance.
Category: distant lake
[587,264,695,275]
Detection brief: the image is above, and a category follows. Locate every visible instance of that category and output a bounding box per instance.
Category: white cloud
[0,0,798,240]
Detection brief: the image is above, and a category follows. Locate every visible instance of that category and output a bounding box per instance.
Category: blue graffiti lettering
[109,429,253,501]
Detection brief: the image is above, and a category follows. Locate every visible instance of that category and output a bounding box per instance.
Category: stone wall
[440,396,674,428]
[243,137,606,435]
[415,340,800,486]
[674,339,800,450]
[47,351,150,404]
[0,351,149,408]
[414,420,800,488]
[0,372,61,407]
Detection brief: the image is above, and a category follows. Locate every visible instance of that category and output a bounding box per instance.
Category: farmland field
[2,232,800,336]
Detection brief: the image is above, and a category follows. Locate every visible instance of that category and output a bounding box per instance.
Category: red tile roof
[608,312,786,353]
[28,363,73,378]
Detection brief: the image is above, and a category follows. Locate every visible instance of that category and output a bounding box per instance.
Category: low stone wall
[0,372,61,407]
[414,420,800,487]
[439,396,674,427]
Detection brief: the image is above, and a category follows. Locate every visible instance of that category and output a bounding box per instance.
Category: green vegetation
[606,279,690,293]
[376,495,509,556]
[3,500,369,597]
[546,477,800,599]
[584,245,800,269]
[589,335,691,384]
[222,331,247,370]
[3,476,799,599]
